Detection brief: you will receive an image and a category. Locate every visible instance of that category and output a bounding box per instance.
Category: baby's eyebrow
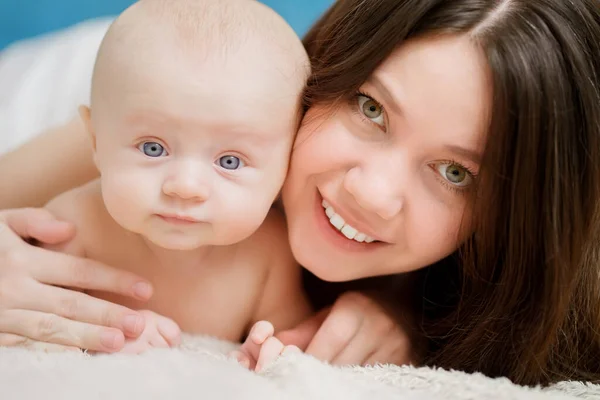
[123,110,175,127]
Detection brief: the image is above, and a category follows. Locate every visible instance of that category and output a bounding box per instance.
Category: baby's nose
[162,164,210,202]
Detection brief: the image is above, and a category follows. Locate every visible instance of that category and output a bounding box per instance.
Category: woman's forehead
[370,34,491,149]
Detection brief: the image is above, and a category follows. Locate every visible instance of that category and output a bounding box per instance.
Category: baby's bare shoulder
[45,179,103,227]
[44,179,113,253]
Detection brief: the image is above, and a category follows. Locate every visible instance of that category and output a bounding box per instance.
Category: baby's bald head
[90,0,309,110]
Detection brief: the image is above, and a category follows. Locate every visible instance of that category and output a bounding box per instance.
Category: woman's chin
[291,243,359,282]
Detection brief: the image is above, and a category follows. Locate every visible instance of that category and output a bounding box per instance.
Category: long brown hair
[301,0,600,386]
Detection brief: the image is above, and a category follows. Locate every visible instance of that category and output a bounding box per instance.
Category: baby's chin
[142,230,253,251]
[147,236,208,251]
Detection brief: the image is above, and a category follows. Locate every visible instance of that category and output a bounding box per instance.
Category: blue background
[0,0,334,50]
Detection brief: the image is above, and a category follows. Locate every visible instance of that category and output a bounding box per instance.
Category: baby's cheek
[216,189,274,244]
[100,169,154,232]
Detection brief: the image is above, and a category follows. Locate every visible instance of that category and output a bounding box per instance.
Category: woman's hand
[0,208,153,352]
[277,291,415,366]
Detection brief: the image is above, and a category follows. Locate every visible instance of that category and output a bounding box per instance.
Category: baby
[43,0,311,370]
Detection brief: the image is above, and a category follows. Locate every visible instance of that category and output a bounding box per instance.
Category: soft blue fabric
[0,0,334,50]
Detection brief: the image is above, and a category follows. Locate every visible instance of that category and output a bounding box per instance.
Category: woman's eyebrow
[368,74,403,115]
[444,144,482,165]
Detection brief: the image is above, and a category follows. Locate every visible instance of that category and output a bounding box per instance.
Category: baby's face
[89,43,300,250]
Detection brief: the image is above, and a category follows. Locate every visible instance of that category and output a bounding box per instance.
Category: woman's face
[282,34,491,281]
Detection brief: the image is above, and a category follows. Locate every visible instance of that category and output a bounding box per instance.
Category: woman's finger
[28,247,153,301]
[364,341,412,367]
[0,309,125,353]
[330,319,379,366]
[0,332,30,346]
[1,208,74,244]
[276,307,330,351]
[0,333,80,352]
[15,280,145,338]
[304,304,361,362]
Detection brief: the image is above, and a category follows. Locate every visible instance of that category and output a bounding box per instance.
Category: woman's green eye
[357,95,385,126]
[436,162,473,187]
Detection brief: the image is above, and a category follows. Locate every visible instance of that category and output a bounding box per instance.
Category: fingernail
[255,362,264,373]
[101,331,121,350]
[133,282,152,299]
[282,345,302,355]
[158,320,180,338]
[123,315,143,335]
[250,322,272,344]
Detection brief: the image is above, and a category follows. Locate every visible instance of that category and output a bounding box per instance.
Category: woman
[1,0,599,386]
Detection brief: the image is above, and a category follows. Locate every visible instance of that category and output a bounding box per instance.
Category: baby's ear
[78,105,96,152]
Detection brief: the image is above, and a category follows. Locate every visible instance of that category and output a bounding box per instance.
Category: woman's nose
[343,165,404,220]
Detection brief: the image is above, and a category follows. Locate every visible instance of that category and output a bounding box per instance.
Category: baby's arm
[233,210,312,370]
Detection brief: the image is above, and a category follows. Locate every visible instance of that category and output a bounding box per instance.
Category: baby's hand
[230,321,301,372]
[119,310,181,354]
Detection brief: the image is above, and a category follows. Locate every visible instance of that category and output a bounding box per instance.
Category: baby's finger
[248,321,274,344]
[156,317,182,347]
[239,321,274,363]
[281,345,302,356]
[119,339,152,355]
[228,350,251,369]
[255,336,285,372]
[148,332,169,348]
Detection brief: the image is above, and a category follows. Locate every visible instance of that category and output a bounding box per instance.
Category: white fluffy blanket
[1,335,598,400]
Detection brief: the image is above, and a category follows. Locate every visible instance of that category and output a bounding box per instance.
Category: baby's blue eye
[139,142,167,157]
[217,155,244,170]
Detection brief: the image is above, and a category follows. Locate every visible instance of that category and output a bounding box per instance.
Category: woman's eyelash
[446,160,477,177]
[355,90,384,112]
[435,160,478,195]
[350,90,386,130]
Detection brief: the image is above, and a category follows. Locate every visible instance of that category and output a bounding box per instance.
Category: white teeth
[325,206,335,219]
[329,214,345,230]
[321,199,377,244]
[341,225,358,239]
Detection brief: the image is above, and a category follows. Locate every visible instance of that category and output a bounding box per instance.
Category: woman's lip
[314,192,385,252]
